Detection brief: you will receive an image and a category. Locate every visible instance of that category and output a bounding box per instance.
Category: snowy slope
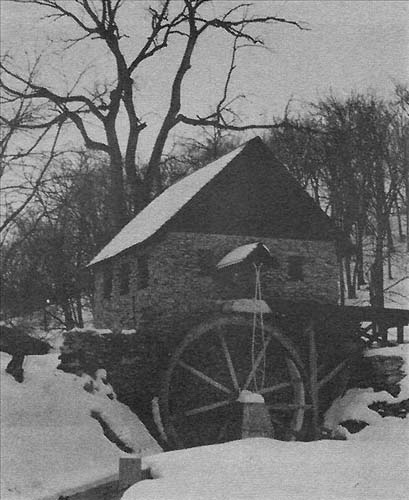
[325,343,409,435]
[121,344,409,500]
[0,352,161,500]
[122,435,408,500]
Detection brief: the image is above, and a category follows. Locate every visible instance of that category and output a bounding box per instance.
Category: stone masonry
[93,231,339,340]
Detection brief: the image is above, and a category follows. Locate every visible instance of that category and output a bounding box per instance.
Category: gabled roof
[89,137,349,267]
[89,142,248,266]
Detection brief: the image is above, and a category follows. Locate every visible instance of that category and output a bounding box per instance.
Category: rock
[369,400,409,419]
[351,354,405,397]
[340,420,369,434]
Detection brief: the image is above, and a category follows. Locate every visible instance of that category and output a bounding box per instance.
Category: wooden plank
[379,320,388,346]
[397,324,404,344]
[60,480,121,500]
[119,457,142,491]
[318,360,349,390]
[265,299,409,325]
[61,469,151,500]
[306,319,320,441]
[178,360,231,394]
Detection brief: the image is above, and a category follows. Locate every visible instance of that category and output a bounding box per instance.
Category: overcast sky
[1,0,408,158]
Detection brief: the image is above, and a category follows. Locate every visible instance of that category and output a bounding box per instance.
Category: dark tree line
[1,153,111,327]
[267,90,409,306]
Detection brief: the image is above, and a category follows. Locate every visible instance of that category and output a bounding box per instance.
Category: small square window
[288,256,304,281]
[103,268,113,299]
[137,255,149,289]
[119,263,130,295]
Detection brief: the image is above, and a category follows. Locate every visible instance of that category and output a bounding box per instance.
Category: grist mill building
[89,137,345,338]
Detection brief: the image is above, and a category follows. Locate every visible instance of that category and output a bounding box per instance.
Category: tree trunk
[145,30,199,204]
[107,136,128,233]
[355,225,366,288]
[61,299,75,330]
[339,259,345,306]
[371,159,386,310]
[395,201,403,241]
[75,296,84,329]
[403,128,409,253]
[345,256,356,299]
[403,127,409,253]
[386,217,394,280]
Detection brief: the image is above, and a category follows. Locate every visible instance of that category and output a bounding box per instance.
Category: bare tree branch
[0,122,63,233]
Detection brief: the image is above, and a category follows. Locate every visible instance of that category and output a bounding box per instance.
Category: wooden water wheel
[160,314,306,449]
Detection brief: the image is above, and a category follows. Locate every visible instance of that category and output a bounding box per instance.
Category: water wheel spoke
[243,334,272,390]
[259,381,292,395]
[184,399,232,417]
[218,331,239,391]
[267,403,311,411]
[269,414,286,426]
[177,360,231,394]
[162,316,306,448]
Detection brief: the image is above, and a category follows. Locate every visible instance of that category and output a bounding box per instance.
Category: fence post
[307,319,320,440]
[119,456,142,491]
[397,324,404,344]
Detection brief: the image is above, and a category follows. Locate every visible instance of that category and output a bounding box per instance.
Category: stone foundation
[351,354,406,397]
[58,328,164,437]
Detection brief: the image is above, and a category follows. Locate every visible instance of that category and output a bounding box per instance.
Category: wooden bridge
[266,299,409,345]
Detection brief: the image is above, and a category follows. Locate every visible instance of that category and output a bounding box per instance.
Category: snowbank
[325,343,409,437]
[122,436,408,500]
[0,352,161,500]
[122,344,409,500]
[365,343,409,400]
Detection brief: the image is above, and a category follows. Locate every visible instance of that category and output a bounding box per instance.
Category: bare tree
[393,85,409,252]
[1,0,304,233]
[0,57,65,238]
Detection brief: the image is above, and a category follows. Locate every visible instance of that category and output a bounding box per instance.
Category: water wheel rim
[160,314,306,449]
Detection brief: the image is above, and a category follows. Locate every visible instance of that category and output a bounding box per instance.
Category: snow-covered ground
[346,240,408,311]
[0,352,161,500]
[123,433,408,500]
[121,344,409,500]
[325,343,409,435]
[1,238,407,500]
[3,345,408,500]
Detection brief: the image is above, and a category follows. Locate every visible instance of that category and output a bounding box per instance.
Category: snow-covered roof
[89,143,248,266]
[217,242,268,269]
[216,242,259,269]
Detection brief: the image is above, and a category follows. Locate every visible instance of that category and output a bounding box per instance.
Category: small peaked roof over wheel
[217,242,279,269]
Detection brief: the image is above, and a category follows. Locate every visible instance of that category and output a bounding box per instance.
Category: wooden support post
[119,456,142,491]
[380,320,388,346]
[397,324,404,345]
[306,319,320,441]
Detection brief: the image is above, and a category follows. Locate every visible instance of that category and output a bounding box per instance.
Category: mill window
[288,256,304,281]
[103,267,113,299]
[137,255,149,289]
[119,263,130,295]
